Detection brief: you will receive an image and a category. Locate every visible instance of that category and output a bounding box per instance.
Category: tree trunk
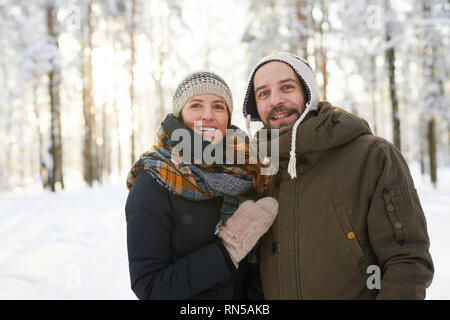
[317,0,328,101]
[427,117,437,187]
[384,0,401,151]
[448,120,450,165]
[420,130,426,175]
[319,47,327,101]
[385,39,401,151]
[112,81,122,177]
[421,0,442,184]
[32,85,47,188]
[295,0,310,59]
[81,2,100,187]
[129,0,137,165]
[370,55,378,135]
[45,3,64,192]
[101,103,111,178]
[154,79,165,125]
[151,41,166,127]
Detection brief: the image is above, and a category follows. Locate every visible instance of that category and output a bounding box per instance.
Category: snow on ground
[0,165,449,300]
[0,175,136,299]
[411,164,450,300]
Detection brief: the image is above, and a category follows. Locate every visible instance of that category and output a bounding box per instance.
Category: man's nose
[269,89,286,107]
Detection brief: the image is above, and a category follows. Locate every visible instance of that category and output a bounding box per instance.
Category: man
[243,51,434,299]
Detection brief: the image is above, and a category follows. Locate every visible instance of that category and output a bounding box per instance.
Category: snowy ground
[0,165,449,300]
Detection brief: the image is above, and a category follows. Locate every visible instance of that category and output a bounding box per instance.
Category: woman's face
[181,94,229,143]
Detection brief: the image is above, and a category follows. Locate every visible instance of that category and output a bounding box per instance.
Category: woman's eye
[282,85,293,90]
[214,104,225,110]
[190,104,201,109]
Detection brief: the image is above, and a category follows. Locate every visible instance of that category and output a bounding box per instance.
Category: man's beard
[263,106,301,135]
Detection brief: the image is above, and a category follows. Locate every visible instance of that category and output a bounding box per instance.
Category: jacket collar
[259,102,372,176]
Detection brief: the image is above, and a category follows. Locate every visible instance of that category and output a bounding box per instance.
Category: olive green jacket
[258,102,434,299]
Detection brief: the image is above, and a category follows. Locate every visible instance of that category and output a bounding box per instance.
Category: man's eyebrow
[279,77,301,85]
[255,84,266,93]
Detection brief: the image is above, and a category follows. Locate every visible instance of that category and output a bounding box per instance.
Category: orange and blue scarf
[126,114,272,219]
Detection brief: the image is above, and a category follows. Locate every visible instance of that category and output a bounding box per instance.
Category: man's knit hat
[172,71,233,117]
[242,51,320,121]
[242,52,321,180]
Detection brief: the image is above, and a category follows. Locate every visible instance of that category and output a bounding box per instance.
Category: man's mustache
[266,106,301,122]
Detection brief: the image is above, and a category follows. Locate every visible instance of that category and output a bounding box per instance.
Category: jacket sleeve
[125,172,237,300]
[367,141,434,299]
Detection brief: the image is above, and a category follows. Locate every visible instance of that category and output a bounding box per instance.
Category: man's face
[253,61,306,134]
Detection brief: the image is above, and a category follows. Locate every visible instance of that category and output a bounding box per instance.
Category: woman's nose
[200,106,214,120]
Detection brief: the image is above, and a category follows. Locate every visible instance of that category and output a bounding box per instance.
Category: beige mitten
[218,197,278,267]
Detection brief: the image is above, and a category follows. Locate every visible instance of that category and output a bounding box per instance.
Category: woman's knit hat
[172,71,233,117]
[242,52,321,180]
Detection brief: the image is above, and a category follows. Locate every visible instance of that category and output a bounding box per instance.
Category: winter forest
[0,0,448,191]
[1,0,449,299]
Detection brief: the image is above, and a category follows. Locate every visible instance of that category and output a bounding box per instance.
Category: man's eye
[258,91,268,98]
[282,85,293,90]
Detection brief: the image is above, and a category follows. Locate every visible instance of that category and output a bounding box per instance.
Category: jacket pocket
[333,203,365,271]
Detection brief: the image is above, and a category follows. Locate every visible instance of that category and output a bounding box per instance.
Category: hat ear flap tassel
[287,103,312,179]
[288,150,297,179]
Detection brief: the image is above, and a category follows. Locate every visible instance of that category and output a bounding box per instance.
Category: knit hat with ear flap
[242,51,321,179]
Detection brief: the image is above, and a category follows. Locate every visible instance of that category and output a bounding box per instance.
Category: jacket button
[347,231,356,240]
[386,204,395,213]
[272,242,278,253]
[394,221,403,230]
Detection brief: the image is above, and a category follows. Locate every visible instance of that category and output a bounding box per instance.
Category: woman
[125,71,278,300]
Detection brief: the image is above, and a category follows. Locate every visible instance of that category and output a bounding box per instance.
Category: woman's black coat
[125,172,254,299]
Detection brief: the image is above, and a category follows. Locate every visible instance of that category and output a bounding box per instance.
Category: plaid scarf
[126,114,272,223]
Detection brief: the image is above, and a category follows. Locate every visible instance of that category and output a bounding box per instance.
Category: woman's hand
[217,197,278,267]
